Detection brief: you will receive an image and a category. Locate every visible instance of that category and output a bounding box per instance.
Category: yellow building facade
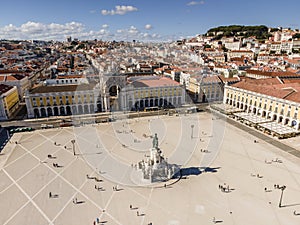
[0,84,19,120]
[120,77,185,111]
[25,84,98,118]
[224,83,300,130]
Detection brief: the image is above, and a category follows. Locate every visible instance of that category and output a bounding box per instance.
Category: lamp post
[191,125,194,139]
[279,185,286,208]
[71,139,76,156]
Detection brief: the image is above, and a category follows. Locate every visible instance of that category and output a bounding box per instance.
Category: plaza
[1,111,300,224]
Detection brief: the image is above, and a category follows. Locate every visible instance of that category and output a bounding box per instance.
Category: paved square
[1,112,300,225]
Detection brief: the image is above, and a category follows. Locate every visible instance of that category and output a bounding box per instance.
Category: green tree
[292,33,300,39]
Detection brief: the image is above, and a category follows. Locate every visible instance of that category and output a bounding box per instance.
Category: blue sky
[1,0,300,41]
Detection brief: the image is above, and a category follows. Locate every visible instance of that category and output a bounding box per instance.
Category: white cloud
[0,21,180,42]
[101,5,138,16]
[145,24,152,30]
[187,1,205,6]
[128,26,138,34]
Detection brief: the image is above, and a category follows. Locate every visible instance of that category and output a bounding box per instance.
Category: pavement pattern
[1,112,300,225]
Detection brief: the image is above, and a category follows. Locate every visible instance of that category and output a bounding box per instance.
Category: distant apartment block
[0,73,30,100]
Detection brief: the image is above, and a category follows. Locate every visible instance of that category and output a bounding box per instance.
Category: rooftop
[232,78,300,103]
[0,84,14,95]
[130,76,180,88]
[30,84,95,94]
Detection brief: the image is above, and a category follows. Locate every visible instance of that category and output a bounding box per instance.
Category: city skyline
[1,0,300,41]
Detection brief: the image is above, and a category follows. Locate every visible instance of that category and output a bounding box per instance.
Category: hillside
[206,25,272,40]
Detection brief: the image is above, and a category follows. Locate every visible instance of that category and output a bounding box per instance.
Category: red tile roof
[132,77,180,88]
[0,84,14,95]
[231,78,300,103]
[246,69,299,77]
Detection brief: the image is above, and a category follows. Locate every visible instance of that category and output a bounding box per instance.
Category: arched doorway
[284,118,289,125]
[109,85,121,97]
[59,106,65,116]
[66,106,72,115]
[145,99,149,108]
[41,108,46,117]
[159,98,163,107]
[78,105,83,114]
[47,107,53,117]
[34,108,40,118]
[150,99,153,107]
[84,105,89,114]
[163,99,168,107]
[90,104,94,113]
[54,107,59,116]
[72,106,77,115]
[97,103,102,112]
[140,100,144,109]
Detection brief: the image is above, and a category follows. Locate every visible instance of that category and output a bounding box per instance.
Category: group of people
[112,185,119,191]
[52,163,60,167]
[218,183,230,193]
[95,185,104,191]
[72,198,78,204]
[274,184,285,189]
[129,204,144,218]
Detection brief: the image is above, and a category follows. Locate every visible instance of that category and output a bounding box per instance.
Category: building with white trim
[119,76,185,111]
[223,78,300,131]
[25,84,99,118]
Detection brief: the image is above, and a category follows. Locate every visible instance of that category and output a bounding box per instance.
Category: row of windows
[32,94,94,101]
[55,79,78,84]
[134,89,181,97]
[227,90,298,110]
[32,99,94,107]
[227,90,299,118]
